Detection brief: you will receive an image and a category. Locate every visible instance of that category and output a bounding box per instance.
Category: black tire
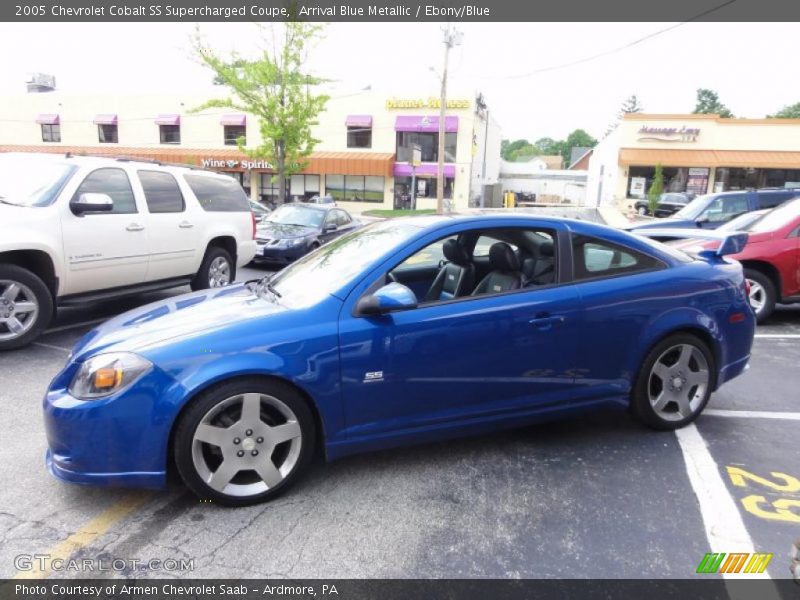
[191,246,234,291]
[630,333,716,431]
[637,206,648,216]
[0,264,53,351]
[173,377,316,507]
[743,268,776,324]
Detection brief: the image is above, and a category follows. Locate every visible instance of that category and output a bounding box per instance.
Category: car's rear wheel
[744,268,776,323]
[174,378,315,506]
[631,333,715,430]
[637,206,648,216]
[0,265,53,351]
[191,247,233,291]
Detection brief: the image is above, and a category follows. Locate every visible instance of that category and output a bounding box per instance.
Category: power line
[481,0,739,81]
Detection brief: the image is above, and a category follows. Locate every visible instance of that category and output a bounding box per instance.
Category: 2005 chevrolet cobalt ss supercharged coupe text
[44,215,755,506]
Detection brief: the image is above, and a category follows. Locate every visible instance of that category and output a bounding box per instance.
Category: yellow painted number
[726,466,800,493]
[741,495,800,523]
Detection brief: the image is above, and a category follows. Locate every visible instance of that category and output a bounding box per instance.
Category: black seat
[424,239,475,302]
[522,240,556,286]
[471,242,523,296]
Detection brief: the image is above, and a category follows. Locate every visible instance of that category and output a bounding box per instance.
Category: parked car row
[634,192,694,217]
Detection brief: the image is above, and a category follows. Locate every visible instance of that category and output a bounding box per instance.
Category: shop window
[41,124,60,143]
[260,174,286,204]
[290,174,321,201]
[627,166,698,198]
[396,132,457,163]
[159,124,181,144]
[394,176,454,203]
[138,170,185,213]
[347,126,372,149]
[98,124,118,144]
[325,175,384,203]
[224,125,246,146]
[73,168,137,214]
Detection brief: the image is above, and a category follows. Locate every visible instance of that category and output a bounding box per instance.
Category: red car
[672,198,800,322]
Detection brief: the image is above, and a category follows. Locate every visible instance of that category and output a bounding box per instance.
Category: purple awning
[394,115,458,133]
[393,163,456,178]
[155,114,180,126]
[35,114,59,125]
[345,115,373,128]
[93,114,118,125]
[220,113,246,126]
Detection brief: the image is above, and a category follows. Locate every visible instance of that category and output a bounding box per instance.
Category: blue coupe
[44,215,755,506]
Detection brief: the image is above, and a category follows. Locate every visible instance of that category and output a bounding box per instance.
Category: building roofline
[622,113,800,125]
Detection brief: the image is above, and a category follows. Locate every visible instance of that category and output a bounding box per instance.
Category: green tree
[562,128,598,165]
[648,164,665,215]
[617,94,643,119]
[501,138,535,160]
[768,102,800,118]
[192,24,329,204]
[533,137,559,156]
[693,88,734,118]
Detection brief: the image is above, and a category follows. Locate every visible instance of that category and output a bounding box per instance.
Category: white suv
[0,153,257,350]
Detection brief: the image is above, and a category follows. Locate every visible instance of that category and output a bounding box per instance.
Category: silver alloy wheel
[648,343,710,422]
[0,280,39,342]
[746,278,766,315]
[191,392,302,497]
[638,206,647,215]
[208,256,231,288]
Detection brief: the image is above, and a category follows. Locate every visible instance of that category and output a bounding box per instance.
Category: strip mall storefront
[587,113,800,208]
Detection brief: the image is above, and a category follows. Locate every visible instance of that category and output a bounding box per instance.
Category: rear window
[184,174,249,212]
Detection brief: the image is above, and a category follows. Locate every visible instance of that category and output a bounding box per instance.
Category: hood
[0,201,41,225]
[70,284,287,360]
[626,217,698,231]
[256,222,317,240]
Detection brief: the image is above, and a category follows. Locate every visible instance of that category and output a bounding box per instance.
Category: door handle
[179,221,194,229]
[528,314,566,331]
[126,223,145,232]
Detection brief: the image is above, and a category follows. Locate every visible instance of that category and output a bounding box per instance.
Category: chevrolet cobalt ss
[44,215,755,506]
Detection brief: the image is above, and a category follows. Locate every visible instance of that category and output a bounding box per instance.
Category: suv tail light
[251,212,257,240]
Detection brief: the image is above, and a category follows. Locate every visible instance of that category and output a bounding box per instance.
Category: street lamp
[436,25,462,215]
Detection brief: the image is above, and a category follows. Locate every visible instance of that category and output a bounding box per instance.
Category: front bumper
[253,241,308,264]
[43,361,184,490]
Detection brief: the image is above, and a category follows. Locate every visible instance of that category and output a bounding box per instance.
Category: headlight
[282,237,305,247]
[68,352,152,400]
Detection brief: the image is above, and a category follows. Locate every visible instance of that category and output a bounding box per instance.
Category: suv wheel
[192,247,234,291]
[744,268,776,323]
[0,265,53,351]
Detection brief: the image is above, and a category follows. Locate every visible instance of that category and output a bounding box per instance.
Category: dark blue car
[44,215,755,506]
[253,203,360,264]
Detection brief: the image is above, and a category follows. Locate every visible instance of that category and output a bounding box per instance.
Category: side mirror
[356,283,418,316]
[695,215,709,226]
[70,193,113,215]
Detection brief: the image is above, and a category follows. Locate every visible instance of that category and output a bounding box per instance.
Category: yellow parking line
[13,492,152,579]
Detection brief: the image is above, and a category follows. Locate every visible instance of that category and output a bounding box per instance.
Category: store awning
[220,114,246,126]
[35,114,59,125]
[307,151,395,176]
[345,115,373,128]
[154,114,180,126]
[393,163,456,178]
[395,115,458,133]
[93,114,118,125]
[620,148,800,169]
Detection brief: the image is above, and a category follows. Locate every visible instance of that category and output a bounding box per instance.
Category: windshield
[0,155,77,207]
[745,199,800,233]
[266,220,424,306]
[674,194,715,219]
[266,204,325,228]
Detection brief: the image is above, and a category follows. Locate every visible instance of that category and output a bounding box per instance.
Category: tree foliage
[648,163,665,215]
[693,88,734,118]
[192,24,329,204]
[605,94,644,137]
[768,102,800,119]
[500,130,597,166]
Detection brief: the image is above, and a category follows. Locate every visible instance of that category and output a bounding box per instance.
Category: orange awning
[0,145,396,177]
[620,148,800,169]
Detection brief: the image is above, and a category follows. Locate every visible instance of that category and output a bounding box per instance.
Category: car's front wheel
[0,265,53,351]
[637,206,648,216]
[744,268,776,323]
[174,378,316,506]
[631,333,715,430]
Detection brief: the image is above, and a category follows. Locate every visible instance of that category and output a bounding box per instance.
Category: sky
[0,22,797,143]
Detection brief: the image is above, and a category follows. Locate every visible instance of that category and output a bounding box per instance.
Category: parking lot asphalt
[0,263,798,580]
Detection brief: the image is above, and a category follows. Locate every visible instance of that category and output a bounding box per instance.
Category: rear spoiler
[634,229,749,257]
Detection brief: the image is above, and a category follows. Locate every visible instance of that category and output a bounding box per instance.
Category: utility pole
[436,25,462,215]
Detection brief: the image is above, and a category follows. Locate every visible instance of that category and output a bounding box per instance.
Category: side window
[138,170,185,213]
[184,174,249,212]
[323,211,338,228]
[473,235,517,257]
[72,168,136,214]
[573,235,663,281]
[394,236,456,272]
[336,210,351,226]
[757,192,791,209]
[704,196,748,223]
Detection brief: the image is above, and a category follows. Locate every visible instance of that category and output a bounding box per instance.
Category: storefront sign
[386,97,470,109]
[200,158,273,170]
[637,125,700,142]
[686,167,710,195]
[629,177,646,198]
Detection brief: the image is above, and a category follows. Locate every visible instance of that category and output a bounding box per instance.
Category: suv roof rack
[60,152,203,171]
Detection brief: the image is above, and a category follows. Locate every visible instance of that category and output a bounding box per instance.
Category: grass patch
[362,208,438,218]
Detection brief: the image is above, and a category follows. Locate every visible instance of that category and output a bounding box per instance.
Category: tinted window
[73,168,136,214]
[139,170,185,213]
[159,125,181,144]
[757,191,793,209]
[335,210,351,226]
[573,236,662,280]
[701,195,749,223]
[184,174,249,212]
